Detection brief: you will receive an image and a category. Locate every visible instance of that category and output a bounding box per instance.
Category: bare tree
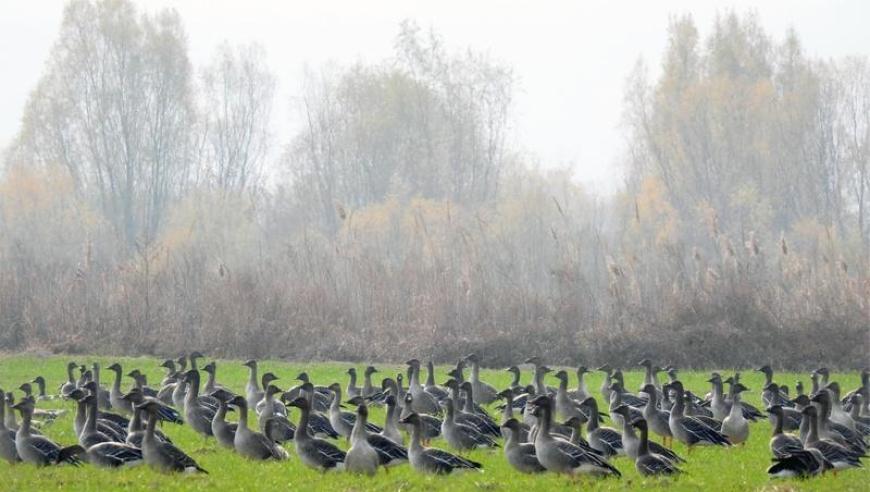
[201,42,275,193]
[9,0,195,246]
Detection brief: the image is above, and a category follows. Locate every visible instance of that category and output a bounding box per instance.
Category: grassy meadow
[0,355,866,491]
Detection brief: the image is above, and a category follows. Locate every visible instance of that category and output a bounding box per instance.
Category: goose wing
[264,416,296,442]
[367,434,408,464]
[424,447,481,472]
[554,439,620,476]
[680,416,729,445]
[597,427,624,451]
[307,413,339,439]
[648,440,685,463]
[160,441,205,472]
[812,440,863,465]
[93,442,143,464]
[639,455,680,475]
[28,436,61,460]
[312,438,346,467]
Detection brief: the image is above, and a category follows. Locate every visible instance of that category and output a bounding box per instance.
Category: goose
[182,370,217,438]
[76,392,115,448]
[77,394,143,468]
[726,376,763,421]
[69,388,124,443]
[846,394,870,436]
[255,373,287,417]
[608,383,644,424]
[757,365,792,407]
[211,393,238,449]
[361,366,381,399]
[78,383,130,439]
[202,361,228,396]
[117,385,182,426]
[16,384,65,422]
[127,370,158,399]
[76,365,90,389]
[136,400,207,474]
[281,383,339,439]
[424,361,448,401]
[31,376,54,401]
[243,359,263,409]
[463,354,499,405]
[399,412,481,474]
[12,397,83,467]
[285,395,346,471]
[810,390,866,456]
[400,393,442,440]
[505,366,524,396]
[631,419,681,476]
[640,383,673,447]
[501,418,545,473]
[60,361,78,399]
[823,382,857,432]
[378,393,404,445]
[638,359,663,393]
[553,370,585,421]
[442,397,498,451]
[768,449,832,478]
[528,395,620,477]
[707,373,730,421]
[766,405,803,459]
[121,391,172,448]
[563,415,591,447]
[763,383,801,431]
[346,368,361,400]
[459,382,500,434]
[258,384,295,443]
[3,393,19,432]
[327,383,382,439]
[405,359,442,416]
[89,363,113,410]
[684,391,716,420]
[228,395,288,460]
[345,403,380,475]
[608,379,647,408]
[611,405,683,464]
[346,397,408,469]
[567,366,590,401]
[171,377,188,410]
[159,359,180,387]
[579,397,624,457]
[598,365,614,402]
[664,381,729,449]
[0,389,20,463]
[106,363,134,415]
[721,382,750,445]
[525,357,556,396]
[442,380,497,436]
[801,405,863,470]
[496,389,530,441]
[294,372,334,411]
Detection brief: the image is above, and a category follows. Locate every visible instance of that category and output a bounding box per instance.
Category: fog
[2,1,868,191]
[0,1,867,368]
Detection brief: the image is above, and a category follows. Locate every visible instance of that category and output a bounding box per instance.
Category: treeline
[0,2,867,368]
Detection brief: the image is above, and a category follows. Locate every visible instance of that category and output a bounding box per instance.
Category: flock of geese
[0,353,867,481]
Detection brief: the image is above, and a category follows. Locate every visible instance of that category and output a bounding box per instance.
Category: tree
[8,0,196,247]
[200,42,275,193]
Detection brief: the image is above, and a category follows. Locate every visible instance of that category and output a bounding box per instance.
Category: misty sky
[1,0,868,192]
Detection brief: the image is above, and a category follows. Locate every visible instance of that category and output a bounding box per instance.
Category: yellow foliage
[633,176,680,246]
[0,165,102,260]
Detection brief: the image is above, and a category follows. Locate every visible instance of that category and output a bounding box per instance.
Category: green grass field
[0,355,866,491]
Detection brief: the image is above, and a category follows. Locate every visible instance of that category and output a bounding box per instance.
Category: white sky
[1,1,868,192]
